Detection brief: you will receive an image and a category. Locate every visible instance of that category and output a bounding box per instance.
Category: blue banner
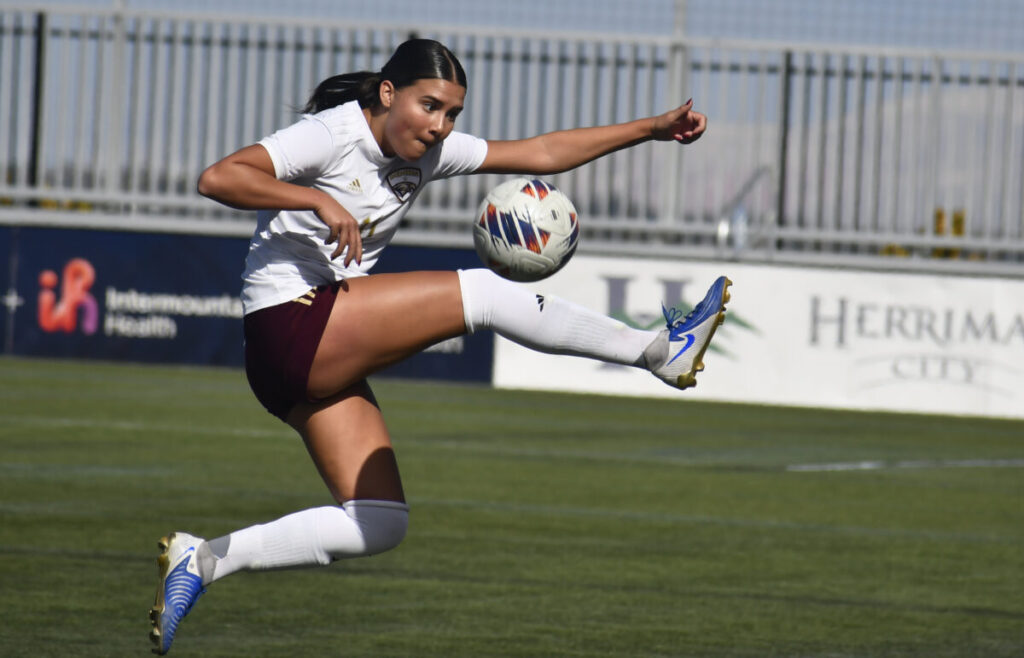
[0,227,12,353]
[1,227,493,383]
[7,227,248,366]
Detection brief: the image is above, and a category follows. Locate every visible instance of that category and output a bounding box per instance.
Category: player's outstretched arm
[477,100,706,175]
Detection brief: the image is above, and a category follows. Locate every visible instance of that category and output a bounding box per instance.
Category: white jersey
[241,100,488,314]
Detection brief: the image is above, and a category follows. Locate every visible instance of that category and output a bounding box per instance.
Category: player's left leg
[456,268,731,389]
[304,268,730,400]
[304,271,468,399]
[304,268,678,400]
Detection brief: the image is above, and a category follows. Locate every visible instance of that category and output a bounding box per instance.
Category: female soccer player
[149,38,729,654]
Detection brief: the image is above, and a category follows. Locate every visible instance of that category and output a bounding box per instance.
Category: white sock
[202,500,408,584]
[457,268,656,366]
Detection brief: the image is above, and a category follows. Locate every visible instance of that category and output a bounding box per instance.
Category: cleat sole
[149,534,174,654]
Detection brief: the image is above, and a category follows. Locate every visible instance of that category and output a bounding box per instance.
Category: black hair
[302,39,468,114]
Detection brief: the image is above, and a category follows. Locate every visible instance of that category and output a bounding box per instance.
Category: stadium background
[1,2,1022,657]
[2,0,1022,417]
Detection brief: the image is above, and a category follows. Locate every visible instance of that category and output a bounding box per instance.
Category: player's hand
[651,99,707,144]
[316,199,363,266]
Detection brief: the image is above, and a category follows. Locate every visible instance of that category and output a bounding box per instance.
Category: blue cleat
[149,532,206,655]
[643,276,731,389]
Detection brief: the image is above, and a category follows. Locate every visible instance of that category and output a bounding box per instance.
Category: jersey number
[359,218,380,238]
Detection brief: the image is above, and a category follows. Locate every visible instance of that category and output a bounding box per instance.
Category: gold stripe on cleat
[149,535,172,650]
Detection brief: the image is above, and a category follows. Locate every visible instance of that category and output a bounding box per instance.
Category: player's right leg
[198,385,409,582]
[200,383,409,581]
[148,382,408,654]
[149,532,207,655]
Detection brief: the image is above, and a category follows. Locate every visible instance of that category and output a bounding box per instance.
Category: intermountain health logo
[38,258,99,335]
[36,257,244,340]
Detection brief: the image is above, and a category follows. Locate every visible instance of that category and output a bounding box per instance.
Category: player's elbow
[196,164,225,199]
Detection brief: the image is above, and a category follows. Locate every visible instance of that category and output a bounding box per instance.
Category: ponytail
[303,39,468,115]
[302,71,383,114]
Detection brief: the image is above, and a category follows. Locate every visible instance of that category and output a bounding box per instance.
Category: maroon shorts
[243,283,340,421]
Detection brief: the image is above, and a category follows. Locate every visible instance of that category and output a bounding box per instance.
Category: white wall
[493,255,1024,420]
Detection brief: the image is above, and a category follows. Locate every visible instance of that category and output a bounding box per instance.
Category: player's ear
[379,80,395,109]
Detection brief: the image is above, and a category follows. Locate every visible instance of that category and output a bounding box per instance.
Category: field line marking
[6,414,1024,475]
[787,459,1024,472]
[0,414,290,439]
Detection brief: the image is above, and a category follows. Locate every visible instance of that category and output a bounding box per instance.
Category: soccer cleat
[149,532,206,655]
[643,276,731,389]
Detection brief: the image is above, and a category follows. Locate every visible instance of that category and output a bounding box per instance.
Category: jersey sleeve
[257,116,335,181]
[432,131,488,179]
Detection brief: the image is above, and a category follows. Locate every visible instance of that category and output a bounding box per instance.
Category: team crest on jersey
[386,167,421,202]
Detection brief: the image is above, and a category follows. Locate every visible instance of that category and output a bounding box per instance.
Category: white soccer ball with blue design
[472,178,580,282]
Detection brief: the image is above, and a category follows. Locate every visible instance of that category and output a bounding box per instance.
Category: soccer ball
[472,178,580,282]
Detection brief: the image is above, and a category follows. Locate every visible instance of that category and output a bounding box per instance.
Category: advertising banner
[1,227,493,382]
[6,227,248,366]
[492,255,1024,420]
[0,227,10,352]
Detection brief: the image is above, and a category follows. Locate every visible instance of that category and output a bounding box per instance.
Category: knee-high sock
[457,268,655,366]
[202,500,408,585]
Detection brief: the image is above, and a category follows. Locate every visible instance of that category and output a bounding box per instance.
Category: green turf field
[1,356,1021,657]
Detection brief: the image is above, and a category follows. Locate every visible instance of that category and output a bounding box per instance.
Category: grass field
[1,356,1022,657]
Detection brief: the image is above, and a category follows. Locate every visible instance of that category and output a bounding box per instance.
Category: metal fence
[2,5,1023,275]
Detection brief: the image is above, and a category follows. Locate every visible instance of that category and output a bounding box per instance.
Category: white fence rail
[2,6,1023,275]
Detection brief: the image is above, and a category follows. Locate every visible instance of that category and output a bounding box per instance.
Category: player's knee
[365,508,408,555]
[342,500,409,556]
[362,509,405,556]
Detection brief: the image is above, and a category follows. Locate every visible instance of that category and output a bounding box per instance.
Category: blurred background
[2,8,1021,657]
[3,0,1023,274]
[3,0,1023,415]
[25,0,1024,50]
